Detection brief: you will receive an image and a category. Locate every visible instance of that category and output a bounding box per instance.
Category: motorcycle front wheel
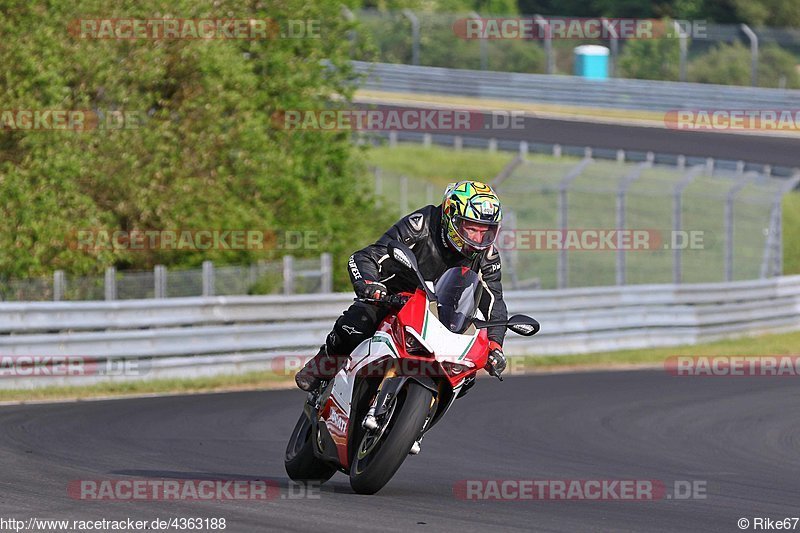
[349,381,433,494]
[284,411,337,482]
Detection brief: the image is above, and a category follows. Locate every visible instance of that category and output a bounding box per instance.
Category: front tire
[349,382,433,494]
[285,412,337,482]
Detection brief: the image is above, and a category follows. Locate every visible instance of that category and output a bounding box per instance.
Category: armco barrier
[1,275,798,388]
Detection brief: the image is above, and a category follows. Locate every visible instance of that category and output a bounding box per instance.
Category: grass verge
[3,329,799,404]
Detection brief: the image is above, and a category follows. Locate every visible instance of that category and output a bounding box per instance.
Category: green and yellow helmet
[441,180,502,257]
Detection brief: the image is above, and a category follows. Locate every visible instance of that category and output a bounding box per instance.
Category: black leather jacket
[347,204,508,346]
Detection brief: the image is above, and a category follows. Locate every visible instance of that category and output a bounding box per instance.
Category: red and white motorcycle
[285,240,539,494]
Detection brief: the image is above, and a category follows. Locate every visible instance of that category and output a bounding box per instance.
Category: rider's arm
[347,208,429,286]
[478,245,508,347]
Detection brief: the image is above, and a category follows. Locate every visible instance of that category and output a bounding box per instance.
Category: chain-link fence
[352,9,800,88]
[372,152,798,290]
[0,254,332,302]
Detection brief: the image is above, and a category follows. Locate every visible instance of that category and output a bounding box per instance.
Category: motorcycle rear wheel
[285,412,337,482]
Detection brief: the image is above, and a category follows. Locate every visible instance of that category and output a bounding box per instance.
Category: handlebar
[355,294,410,308]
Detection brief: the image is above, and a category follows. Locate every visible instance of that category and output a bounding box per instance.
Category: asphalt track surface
[368,104,800,168]
[2,371,798,533]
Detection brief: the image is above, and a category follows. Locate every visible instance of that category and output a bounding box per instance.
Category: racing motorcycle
[284,240,540,494]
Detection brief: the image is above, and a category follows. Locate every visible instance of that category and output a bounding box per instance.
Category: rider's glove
[354,279,388,301]
[486,341,507,376]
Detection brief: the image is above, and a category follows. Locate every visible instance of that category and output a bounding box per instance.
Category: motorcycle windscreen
[434,267,483,334]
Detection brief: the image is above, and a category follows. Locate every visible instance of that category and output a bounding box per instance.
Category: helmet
[441,180,502,257]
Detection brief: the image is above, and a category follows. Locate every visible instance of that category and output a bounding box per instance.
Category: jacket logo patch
[408,213,424,232]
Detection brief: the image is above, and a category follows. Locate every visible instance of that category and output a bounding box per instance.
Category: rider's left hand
[486,341,506,377]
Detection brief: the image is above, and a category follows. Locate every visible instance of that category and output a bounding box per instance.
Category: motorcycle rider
[295,180,508,392]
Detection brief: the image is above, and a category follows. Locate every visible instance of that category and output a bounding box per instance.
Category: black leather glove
[486,345,507,377]
[354,279,388,301]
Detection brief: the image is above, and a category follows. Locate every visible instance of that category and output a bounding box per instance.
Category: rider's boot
[295,344,344,392]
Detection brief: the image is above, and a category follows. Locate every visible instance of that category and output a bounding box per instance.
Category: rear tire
[349,382,433,494]
[285,412,337,482]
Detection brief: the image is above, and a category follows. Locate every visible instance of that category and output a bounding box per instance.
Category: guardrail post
[422,133,432,147]
[672,165,703,283]
[283,255,295,295]
[104,267,116,301]
[534,15,554,74]
[202,260,214,296]
[320,253,333,293]
[553,144,561,158]
[616,162,651,285]
[519,141,528,157]
[488,138,497,153]
[616,149,625,163]
[454,136,463,150]
[402,9,420,66]
[154,265,167,298]
[705,158,714,175]
[53,270,65,301]
[725,172,758,281]
[558,158,593,289]
[584,147,592,159]
[673,20,688,82]
[388,130,398,147]
[677,155,686,171]
[740,24,759,87]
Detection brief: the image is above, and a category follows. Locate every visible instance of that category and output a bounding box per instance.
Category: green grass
[367,143,800,279]
[520,329,800,368]
[785,192,800,275]
[0,371,292,403]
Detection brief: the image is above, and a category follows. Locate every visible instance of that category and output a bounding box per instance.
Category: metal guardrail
[354,61,800,112]
[2,275,799,388]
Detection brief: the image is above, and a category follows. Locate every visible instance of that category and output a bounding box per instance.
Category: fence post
[553,144,562,158]
[558,158,593,289]
[154,265,167,298]
[616,162,650,285]
[760,173,800,278]
[677,155,686,172]
[283,255,295,295]
[740,24,759,87]
[488,138,497,152]
[616,149,625,163]
[725,172,758,281]
[388,130,398,147]
[673,20,688,82]
[454,136,463,151]
[422,133,432,147]
[104,267,117,301]
[469,11,488,70]
[53,270,65,301]
[519,141,528,157]
[320,253,333,293]
[402,9,420,66]
[534,15,554,74]
[202,260,214,296]
[601,18,618,77]
[672,165,703,284]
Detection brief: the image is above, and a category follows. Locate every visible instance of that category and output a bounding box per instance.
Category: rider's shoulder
[399,205,437,237]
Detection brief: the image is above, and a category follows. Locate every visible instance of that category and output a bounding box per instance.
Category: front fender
[373,376,438,418]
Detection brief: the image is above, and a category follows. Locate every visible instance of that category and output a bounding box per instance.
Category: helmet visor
[454,216,499,250]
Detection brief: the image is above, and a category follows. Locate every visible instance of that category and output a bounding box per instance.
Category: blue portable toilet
[574,45,610,79]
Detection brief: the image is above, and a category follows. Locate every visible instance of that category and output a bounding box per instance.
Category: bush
[0,0,395,289]
[688,41,800,89]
